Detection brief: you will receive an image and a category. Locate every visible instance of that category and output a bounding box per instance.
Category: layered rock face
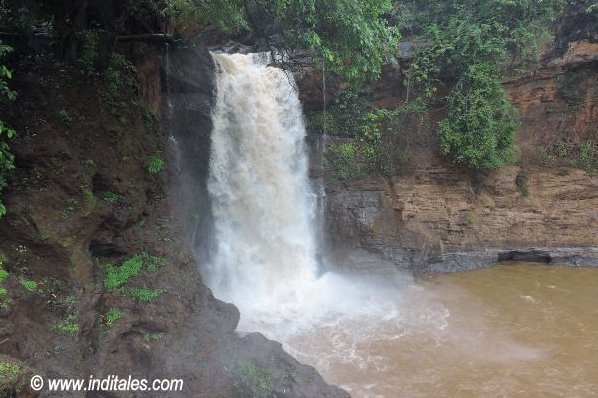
[0,43,347,398]
[306,2,598,273]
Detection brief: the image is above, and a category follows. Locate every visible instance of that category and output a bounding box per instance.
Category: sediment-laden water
[277,263,598,398]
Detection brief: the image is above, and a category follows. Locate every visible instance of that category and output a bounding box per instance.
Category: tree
[438,63,518,171]
[145,0,401,82]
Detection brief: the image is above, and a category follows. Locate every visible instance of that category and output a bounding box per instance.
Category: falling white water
[207,52,319,326]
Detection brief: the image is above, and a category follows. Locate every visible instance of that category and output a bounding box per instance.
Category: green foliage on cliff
[396,0,565,171]
[233,361,274,398]
[438,64,518,170]
[324,142,364,181]
[104,308,124,327]
[104,252,164,291]
[167,0,400,82]
[0,42,15,218]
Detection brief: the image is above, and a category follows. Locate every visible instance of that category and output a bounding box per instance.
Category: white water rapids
[204,53,597,398]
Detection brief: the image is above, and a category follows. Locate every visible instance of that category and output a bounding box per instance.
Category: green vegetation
[1,0,398,83]
[437,64,518,171]
[104,308,124,328]
[397,0,565,172]
[143,332,165,343]
[316,92,427,179]
[233,361,274,398]
[578,140,598,175]
[100,191,121,204]
[56,314,80,334]
[168,0,399,81]
[58,109,72,124]
[0,41,16,218]
[0,268,7,283]
[124,287,164,303]
[146,154,165,174]
[324,143,364,181]
[58,295,77,306]
[0,359,22,390]
[18,279,37,292]
[319,0,566,176]
[104,252,164,291]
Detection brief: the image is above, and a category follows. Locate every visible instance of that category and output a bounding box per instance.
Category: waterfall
[207,53,318,324]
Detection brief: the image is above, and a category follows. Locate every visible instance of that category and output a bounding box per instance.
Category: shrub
[233,361,274,398]
[146,154,165,174]
[58,109,72,124]
[438,64,518,171]
[56,315,80,334]
[325,142,365,181]
[578,140,598,175]
[104,309,124,327]
[0,268,7,283]
[104,260,143,291]
[100,191,121,204]
[104,252,164,291]
[123,287,164,303]
[19,279,38,292]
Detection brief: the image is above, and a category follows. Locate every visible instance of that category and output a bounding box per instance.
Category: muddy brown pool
[277,263,598,397]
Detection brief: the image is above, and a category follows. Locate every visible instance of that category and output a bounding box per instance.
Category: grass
[56,315,80,334]
[104,308,124,327]
[104,252,165,291]
[124,287,164,303]
[19,279,37,292]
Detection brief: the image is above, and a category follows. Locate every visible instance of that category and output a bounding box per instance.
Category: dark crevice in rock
[497,250,552,263]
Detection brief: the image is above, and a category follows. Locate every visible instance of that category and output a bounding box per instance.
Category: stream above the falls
[252,263,598,398]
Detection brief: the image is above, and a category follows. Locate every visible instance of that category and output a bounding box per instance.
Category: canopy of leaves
[171,0,400,82]
[1,0,399,82]
[399,0,565,91]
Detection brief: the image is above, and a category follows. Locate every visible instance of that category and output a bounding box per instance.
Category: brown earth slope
[0,51,347,398]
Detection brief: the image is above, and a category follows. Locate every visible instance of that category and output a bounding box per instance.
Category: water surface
[275,263,598,397]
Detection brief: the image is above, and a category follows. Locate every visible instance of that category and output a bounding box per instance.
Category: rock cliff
[305,1,598,274]
[0,42,347,398]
